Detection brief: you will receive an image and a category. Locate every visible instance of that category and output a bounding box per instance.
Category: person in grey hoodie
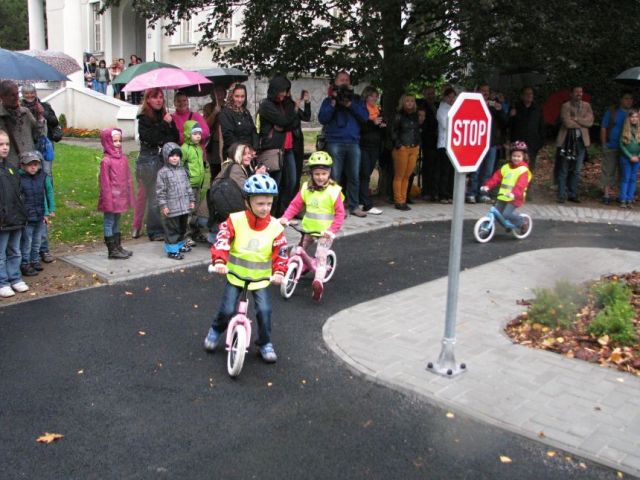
[156,143,195,260]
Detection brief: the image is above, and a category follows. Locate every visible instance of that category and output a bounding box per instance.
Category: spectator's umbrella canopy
[18,49,82,76]
[542,89,592,126]
[122,68,212,92]
[614,67,640,86]
[112,61,180,85]
[0,48,69,82]
[179,67,249,96]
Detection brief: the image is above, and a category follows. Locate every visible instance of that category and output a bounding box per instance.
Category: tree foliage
[0,0,29,50]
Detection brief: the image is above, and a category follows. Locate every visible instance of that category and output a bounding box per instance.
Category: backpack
[207,164,246,225]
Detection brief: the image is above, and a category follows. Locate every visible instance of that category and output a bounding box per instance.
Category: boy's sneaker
[11,281,29,293]
[20,264,38,276]
[312,279,324,301]
[466,196,476,204]
[259,343,277,363]
[365,207,383,215]
[40,251,54,263]
[0,286,15,298]
[167,252,184,260]
[32,262,44,271]
[184,238,197,248]
[179,245,192,253]
[204,327,221,352]
[479,195,492,203]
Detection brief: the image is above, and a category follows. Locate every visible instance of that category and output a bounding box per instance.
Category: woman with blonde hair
[390,93,421,210]
[619,109,640,208]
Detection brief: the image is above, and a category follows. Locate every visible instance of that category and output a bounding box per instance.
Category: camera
[334,84,354,104]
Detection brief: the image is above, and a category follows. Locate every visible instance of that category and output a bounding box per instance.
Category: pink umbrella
[122,68,212,92]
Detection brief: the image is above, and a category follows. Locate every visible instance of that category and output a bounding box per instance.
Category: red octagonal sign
[446,92,492,173]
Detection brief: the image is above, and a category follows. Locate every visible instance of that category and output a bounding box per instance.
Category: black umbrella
[179,67,249,97]
[615,67,640,86]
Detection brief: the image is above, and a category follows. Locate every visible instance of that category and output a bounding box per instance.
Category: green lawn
[50,143,136,245]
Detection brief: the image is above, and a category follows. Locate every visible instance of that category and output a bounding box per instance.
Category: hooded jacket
[257,76,298,151]
[0,103,41,169]
[97,128,135,213]
[181,120,205,189]
[156,142,195,217]
[0,161,27,230]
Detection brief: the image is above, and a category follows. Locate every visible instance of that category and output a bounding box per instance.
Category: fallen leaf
[446,412,455,419]
[499,455,512,464]
[36,432,64,444]
[193,304,198,309]
[267,382,273,387]
[77,369,84,375]
[609,349,623,364]
[124,291,133,296]
[144,286,150,292]
[362,420,374,428]
[597,335,610,346]
[138,331,146,336]
[538,431,545,438]
[617,471,624,478]
[579,462,587,469]
[547,451,556,458]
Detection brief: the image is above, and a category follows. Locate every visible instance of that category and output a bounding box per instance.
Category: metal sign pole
[427,170,467,377]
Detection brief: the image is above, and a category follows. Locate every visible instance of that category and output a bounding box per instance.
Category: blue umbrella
[0,48,69,82]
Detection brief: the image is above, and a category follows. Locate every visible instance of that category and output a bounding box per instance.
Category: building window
[218,19,232,39]
[91,2,102,52]
[180,18,192,44]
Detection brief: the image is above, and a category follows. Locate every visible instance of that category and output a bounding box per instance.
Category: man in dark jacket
[509,86,545,172]
[0,80,40,170]
[417,86,439,200]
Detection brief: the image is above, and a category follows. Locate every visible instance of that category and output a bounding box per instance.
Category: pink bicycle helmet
[510,140,528,153]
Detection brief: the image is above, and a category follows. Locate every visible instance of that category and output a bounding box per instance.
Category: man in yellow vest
[204,174,287,363]
[480,141,532,234]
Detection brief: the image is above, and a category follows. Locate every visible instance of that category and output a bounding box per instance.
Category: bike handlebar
[287,223,322,237]
[207,265,271,283]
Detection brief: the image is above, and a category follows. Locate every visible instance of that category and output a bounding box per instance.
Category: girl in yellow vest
[204,174,288,363]
[279,151,346,301]
[480,141,532,233]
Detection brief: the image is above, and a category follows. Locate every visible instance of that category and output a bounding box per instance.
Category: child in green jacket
[181,120,206,243]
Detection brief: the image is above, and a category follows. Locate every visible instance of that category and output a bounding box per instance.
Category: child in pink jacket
[98,128,135,259]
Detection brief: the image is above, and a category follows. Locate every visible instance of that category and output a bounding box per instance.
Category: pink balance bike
[208,265,271,378]
[280,223,337,299]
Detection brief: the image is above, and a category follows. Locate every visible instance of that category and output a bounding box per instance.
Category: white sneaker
[0,286,15,298]
[11,281,29,293]
[366,207,383,215]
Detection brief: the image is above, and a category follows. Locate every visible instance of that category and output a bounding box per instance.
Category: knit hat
[191,123,203,134]
[19,150,43,164]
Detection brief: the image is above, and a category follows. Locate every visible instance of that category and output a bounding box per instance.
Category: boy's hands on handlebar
[480,186,489,193]
[504,192,514,199]
[322,230,335,240]
[270,273,284,285]
[208,263,228,275]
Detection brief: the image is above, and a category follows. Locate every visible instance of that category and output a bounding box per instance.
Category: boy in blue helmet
[204,174,287,363]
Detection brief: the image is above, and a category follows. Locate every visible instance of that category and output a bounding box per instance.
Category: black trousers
[161,214,188,248]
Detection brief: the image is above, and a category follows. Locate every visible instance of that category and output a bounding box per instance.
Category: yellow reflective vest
[227,211,284,290]
[497,164,532,202]
[301,182,342,232]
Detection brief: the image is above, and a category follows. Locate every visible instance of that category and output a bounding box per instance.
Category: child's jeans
[495,200,524,228]
[302,234,334,282]
[212,282,273,347]
[0,229,23,287]
[21,220,45,265]
[619,157,640,202]
[103,212,121,237]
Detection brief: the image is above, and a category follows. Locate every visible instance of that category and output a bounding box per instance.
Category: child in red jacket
[480,140,532,233]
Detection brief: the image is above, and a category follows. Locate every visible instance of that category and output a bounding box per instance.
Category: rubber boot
[114,232,133,257]
[105,236,129,259]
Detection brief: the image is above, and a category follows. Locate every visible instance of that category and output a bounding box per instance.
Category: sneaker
[568,196,581,203]
[394,203,411,211]
[520,217,530,235]
[20,264,38,276]
[365,207,383,215]
[11,281,29,293]
[440,198,449,204]
[167,252,184,260]
[466,196,476,204]
[620,201,629,209]
[312,279,324,301]
[0,286,15,298]
[31,262,44,272]
[259,343,277,363]
[179,245,192,253]
[204,327,221,352]
[350,208,367,218]
[192,233,208,243]
[131,228,142,239]
[40,251,54,263]
[184,238,197,248]
[479,195,492,203]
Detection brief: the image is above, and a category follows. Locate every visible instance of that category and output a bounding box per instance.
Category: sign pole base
[427,337,467,378]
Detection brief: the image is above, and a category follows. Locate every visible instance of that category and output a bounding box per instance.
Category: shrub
[588,302,637,346]
[528,280,586,329]
[58,113,67,129]
[591,280,631,309]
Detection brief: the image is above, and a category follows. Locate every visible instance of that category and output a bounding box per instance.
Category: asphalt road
[1,220,638,480]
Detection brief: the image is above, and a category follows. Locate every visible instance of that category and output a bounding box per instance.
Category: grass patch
[51,143,136,245]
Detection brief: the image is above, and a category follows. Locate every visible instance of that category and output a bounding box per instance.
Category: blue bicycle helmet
[243,174,279,196]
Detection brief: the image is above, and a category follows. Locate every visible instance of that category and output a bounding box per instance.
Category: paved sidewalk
[62,202,640,283]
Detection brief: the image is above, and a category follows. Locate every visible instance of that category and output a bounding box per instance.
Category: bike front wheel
[512,214,533,240]
[323,251,337,282]
[281,263,299,299]
[227,326,247,378]
[473,216,495,243]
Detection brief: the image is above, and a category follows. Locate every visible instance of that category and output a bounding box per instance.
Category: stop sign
[446,93,492,173]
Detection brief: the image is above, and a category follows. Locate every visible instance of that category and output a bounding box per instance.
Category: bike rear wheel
[473,216,495,243]
[227,326,247,378]
[281,263,299,299]
[512,214,533,239]
[323,251,337,282]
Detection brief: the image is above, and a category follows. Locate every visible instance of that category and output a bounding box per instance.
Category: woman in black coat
[218,84,258,159]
